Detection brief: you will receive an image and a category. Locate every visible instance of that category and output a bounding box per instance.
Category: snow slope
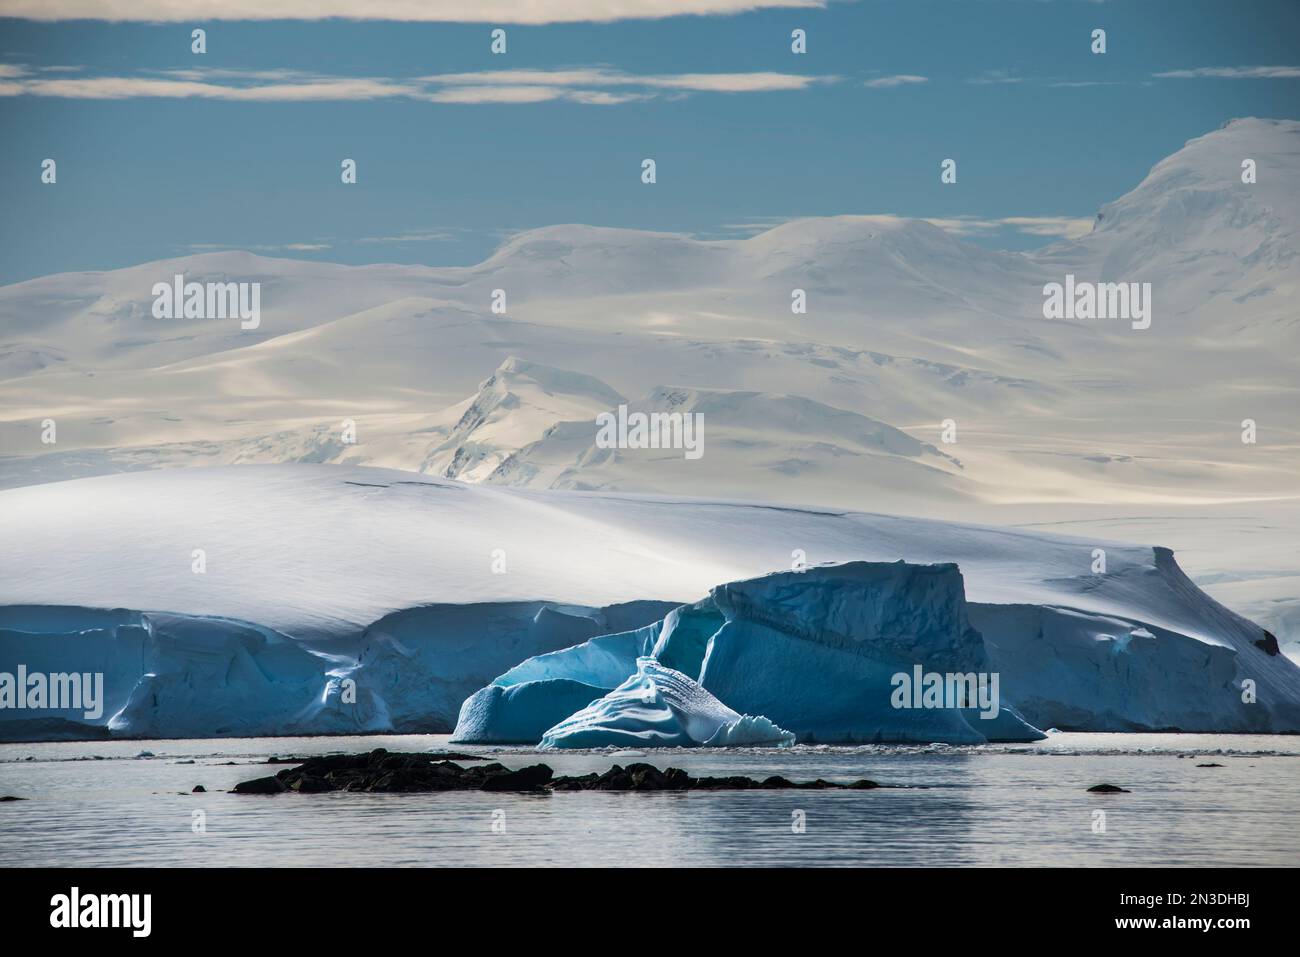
[1,463,1297,739]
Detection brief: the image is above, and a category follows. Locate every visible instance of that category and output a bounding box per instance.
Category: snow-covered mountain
[2,120,1294,509]
[1037,117,1299,335]
[422,357,627,482]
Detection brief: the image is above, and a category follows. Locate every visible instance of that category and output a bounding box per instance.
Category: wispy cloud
[0,0,824,24]
[12,75,426,101]
[420,68,836,93]
[966,69,1022,85]
[922,215,1095,240]
[708,214,1095,241]
[187,227,473,254]
[863,74,928,89]
[187,242,334,252]
[357,231,458,244]
[1049,80,1130,88]
[0,64,835,104]
[1153,65,1300,80]
[967,71,1143,89]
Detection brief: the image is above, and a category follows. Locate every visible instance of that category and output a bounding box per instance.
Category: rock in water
[231,749,884,794]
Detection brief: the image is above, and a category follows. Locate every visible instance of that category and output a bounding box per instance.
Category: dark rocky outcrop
[265,751,485,765]
[1255,630,1280,656]
[232,749,883,795]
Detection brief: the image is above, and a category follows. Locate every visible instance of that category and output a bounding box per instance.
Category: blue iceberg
[452,561,1046,746]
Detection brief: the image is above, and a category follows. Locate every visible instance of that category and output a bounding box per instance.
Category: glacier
[3,464,1300,743]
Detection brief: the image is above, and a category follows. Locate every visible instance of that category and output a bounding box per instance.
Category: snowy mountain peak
[482,355,626,407]
[1032,117,1300,328]
[1093,117,1299,240]
[430,357,625,482]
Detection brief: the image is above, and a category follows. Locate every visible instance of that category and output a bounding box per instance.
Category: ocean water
[1,733,1297,867]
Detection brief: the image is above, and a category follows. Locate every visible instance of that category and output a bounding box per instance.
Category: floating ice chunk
[539,657,794,749]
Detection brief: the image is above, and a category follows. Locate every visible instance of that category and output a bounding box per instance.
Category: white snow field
[1,463,1298,741]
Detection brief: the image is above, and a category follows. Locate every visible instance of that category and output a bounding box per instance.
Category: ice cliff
[4,465,1300,742]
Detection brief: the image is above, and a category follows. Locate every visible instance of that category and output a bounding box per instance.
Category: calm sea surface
[2,733,1297,867]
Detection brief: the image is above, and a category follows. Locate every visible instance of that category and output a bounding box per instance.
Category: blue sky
[0,0,1297,283]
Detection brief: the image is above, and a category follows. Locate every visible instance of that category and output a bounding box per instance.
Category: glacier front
[3,464,1299,742]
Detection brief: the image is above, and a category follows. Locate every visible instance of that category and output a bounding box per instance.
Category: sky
[0,0,1297,284]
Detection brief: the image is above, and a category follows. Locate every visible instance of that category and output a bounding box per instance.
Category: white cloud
[1153,65,1300,80]
[187,241,334,252]
[357,231,458,244]
[17,75,425,100]
[0,64,831,103]
[863,74,927,89]
[0,0,824,24]
[710,214,1096,242]
[921,215,1095,240]
[421,68,834,93]
[1049,80,1129,88]
[424,84,571,104]
[966,69,1022,85]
